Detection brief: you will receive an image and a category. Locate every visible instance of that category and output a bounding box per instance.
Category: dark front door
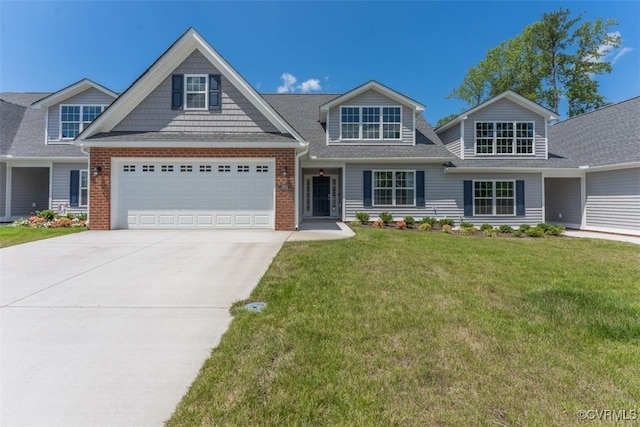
[312,176,331,216]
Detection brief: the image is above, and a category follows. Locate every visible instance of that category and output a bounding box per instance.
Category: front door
[312,176,330,216]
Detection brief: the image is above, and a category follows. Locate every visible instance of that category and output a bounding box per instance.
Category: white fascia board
[0,155,87,162]
[443,166,583,174]
[308,157,455,164]
[32,79,117,109]
[76,140,306,149]
[580,162,640,172]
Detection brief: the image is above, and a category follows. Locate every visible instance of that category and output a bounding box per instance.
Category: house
[1,28,638,235]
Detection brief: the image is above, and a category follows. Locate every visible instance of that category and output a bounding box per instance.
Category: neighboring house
[0,79,117,221]
[1,28,638,235]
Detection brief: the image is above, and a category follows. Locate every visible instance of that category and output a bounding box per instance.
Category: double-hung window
[475,122,534,154]
[60,105,106,139]
[185,75,207,110]
[474,181,515,215]
[79,170,89,206]
[172,74,221,110]
[373,171,415,206]
[341,106,402,140]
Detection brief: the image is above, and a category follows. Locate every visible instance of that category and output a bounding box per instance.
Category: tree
[448,8,621,116]
[435,113,458,128]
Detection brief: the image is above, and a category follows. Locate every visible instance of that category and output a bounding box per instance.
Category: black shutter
[171,74,183,110]
[70,170,79,207]
[209,74,221,110]
[363,170,372,207]
[416,171,425,206]
[516,180,525,215]
[463,180,473,216]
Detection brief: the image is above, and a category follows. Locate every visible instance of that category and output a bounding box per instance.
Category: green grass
[0,226,86,248]
[168,229,640,426]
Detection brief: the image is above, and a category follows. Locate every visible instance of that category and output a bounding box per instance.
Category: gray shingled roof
[86,131,297,143]
[548,96,640,168]
[263,94,453,159]
[0,92,86,158]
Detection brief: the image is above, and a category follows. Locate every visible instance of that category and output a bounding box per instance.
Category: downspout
[80,144,91,224]
[294,143,310,230]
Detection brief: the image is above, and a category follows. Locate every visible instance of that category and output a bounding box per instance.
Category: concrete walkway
[287,220,355,241]
[564,230,640,245]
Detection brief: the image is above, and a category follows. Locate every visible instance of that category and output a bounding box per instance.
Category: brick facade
[89,147,296,230]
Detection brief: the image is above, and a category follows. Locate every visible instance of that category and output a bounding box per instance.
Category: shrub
[373,219,384,228]
[396,220,407,230]
[525,227,544,237]
[420,217,437,226]
[37,209,56,221]
[355,212,370,225]
[65,212,76,220]
[404,216,415,228]
[480,223,494,232]
[537,223,554,233]
[350,220,361,227]
[545,224,566,236]
[460,221,474,228]
[379,212,393,225]
[483,228,497,237]
[519,224,532,232]
[498,224,514,234]
[77,213,88,221]
[419,223,432,232]
[442,224,453,234]
[439,217,455,227]
[460,226,477,236]
[513,230,524,238]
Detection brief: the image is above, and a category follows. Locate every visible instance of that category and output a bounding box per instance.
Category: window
[185,75,207,109]
[174,74,221,110]
[474,181,515,215]
[373,171,414,206]
[79,170,88,207]
[475,122,534,154]
[60,105,106,139]
[341,106,402,140]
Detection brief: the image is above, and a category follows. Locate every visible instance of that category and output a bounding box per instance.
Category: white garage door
[113,159,275,229]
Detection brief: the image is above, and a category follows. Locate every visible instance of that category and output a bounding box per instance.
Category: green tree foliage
[435,113,458,128]
[448,8,621,117]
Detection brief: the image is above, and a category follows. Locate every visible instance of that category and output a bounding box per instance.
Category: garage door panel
[116,160,274,229]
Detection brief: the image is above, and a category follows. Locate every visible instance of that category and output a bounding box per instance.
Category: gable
[113,50,279,134]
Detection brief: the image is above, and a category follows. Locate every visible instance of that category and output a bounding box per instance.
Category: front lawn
[168,229,640,426]
[0,226,86,248]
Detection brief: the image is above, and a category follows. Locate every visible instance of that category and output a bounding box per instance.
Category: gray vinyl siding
[345,163,543,226]
[113,50,279,134]
[438,124,462,158]
[585,168,640,233]
[0,162,6,217]
[327,90,414,144]
[47,88,115,143]
[10,167,50,216]
[463,98,547,160]
[544,178,582,226]
[51,162,89,214]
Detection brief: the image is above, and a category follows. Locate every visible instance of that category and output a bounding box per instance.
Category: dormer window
[172,74,221,111]
[475,121,534,155]
[60,105,106,139]
[340,106,401,140]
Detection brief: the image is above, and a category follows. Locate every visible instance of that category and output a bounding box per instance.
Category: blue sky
[1,1,638,124]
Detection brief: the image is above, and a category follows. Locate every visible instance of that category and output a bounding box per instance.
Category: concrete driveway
[1,229,290,426]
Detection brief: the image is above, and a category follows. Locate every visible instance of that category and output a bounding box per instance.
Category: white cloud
[611,47,633,64]
[277,73,297,93]
[277,73,322,93]
[300,79,321,93]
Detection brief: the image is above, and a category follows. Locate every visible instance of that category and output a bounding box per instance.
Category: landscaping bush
[513,230,524,238]
[442,224,453,234]
[519,224,532,232]
[460,226,478,236]
[404,216,415,228]
[350,220,361,227]
[498,224,514,234]
[396,220,407,230]
[37,209,56,221]
[483,228,497,237]
[355,212,370,225]
[525,227,545,237]
[379,212,394,225]
[480,223,494,232]
[545,224,566,236]
[419,217,438,226]
[419,223,432,232]
[439,217,455,227]
[460,222,474,228]
[12,211,87,229]
[373,219,384,228]
[537,223,555,233]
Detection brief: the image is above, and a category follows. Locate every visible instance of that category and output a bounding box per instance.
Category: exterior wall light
[281,166,288,177]
[92,166,102,177]
[319,169,324,177]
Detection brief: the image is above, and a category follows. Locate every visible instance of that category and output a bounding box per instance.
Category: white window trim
[340,106,403,141]
[472,180,516,216]
[79,170,89,207]
[372,169,416,207]
[59,104,108,140]
[184,74,209,111]
[473,121,535,156]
